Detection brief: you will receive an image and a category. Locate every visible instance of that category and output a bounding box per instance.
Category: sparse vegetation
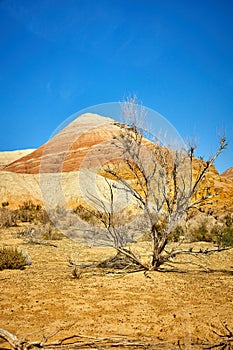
[17,200,49,224]
[207,214,233,248]
[0,208,18,228]
[216,226,233,247]
[190,220,213,242]
[0,246,29,270]
[0,201,50,228]
[16,223,64,242]
[73,204,100,225]
[169,225,184,242]
[211,226,233,248]
[42,224,64,240]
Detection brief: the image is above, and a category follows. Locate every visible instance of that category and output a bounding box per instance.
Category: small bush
[41,223,63,240]
[42,229,63,240]
[17,201,37,222]
[169,225,184,242]
[0,208,18,228]
[19,200,37,211]
[215,226,233,247]
[74,205,96,224]
[210,218,233,247]
[17,201,50,224]
[0,246,29,270]
[224,214,233,228]
[190,221,213,242]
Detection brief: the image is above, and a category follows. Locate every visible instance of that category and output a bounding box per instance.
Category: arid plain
[0,115,233,349]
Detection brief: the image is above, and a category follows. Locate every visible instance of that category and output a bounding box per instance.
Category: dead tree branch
[202,323,233,349]
[1,324,232,349]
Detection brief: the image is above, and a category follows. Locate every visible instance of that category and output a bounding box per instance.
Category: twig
[202,323,233,349]
[23,240,58,248]
[0,327,176,349]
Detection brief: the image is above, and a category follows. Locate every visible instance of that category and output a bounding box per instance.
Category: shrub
[74,205,95,222]
[42,224,64,240]
[17,201,50,224]
[0,246,29,270]
[169,225,184,242]
[190,221,213,242]
[42,228,64,241]
[17,201,37,222]
[214,226,233,247]
[19,200,37,211]
[73,204,103,226]
[0,208,18,228]
[224,214,233,228]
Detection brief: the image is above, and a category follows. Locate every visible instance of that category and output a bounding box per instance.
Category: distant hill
[0,149,35,168]
[0,114,122,208]
[221,167,233,181]
[3,114,119,174]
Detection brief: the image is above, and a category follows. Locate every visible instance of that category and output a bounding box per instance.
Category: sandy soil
[0,227,232,349]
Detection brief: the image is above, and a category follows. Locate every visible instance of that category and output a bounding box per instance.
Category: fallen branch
[1,325,233,349]
[0,327,174,349]
[23,240,58,248]
[166,246,232,259]
[202,323,233,349]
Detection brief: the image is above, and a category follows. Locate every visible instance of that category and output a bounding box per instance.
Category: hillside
[0,113,233,214]
[0,149,35,169]
[3,114,119,174]
[221,166,233,181]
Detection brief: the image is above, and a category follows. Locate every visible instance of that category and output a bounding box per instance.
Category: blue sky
[0,0,232,173]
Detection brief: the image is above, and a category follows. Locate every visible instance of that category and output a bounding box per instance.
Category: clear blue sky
[0,0,232,173]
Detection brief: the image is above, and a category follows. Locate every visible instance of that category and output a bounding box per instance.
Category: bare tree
[90,97,228,271]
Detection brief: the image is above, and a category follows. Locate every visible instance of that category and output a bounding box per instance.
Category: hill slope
[0,149,35,169]
[1,113,233,214]
[221,167,233,181]
[3,114,120,174]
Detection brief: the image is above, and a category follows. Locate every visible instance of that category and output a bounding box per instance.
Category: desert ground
[0,225,232,349]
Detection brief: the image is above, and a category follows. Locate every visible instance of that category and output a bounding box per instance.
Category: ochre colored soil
[0,227,232,348]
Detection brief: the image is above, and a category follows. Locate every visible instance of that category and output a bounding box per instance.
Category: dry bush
[73,204,99,225]
[189,220,213,242]
[211,225,233,248]
[17,200,50,224]
[42,223,64,240]
[218,227,233,247]
[0,201,50,228]
[0,208,18,228]
[0,246,30,270]
[169,225,185,242]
